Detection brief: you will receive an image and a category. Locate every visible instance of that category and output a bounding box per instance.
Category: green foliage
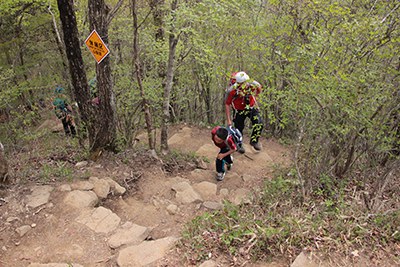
[1,2,399,263]
[180,166,400,264]
[162,148,201,167]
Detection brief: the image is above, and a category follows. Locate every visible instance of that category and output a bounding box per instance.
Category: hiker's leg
[69,121,77,137]
[249,108,263,143]
[61,117,70,136]
[66,115,76,137]
[216,147,230,173]
[233,109,247,135]
[221,147,233,165]
[216,155,224,173]
[223,154,233,165]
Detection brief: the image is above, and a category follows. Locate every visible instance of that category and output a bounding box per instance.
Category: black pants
[216,146,233,173]
[62,117,76,137]
[233,108,263,144]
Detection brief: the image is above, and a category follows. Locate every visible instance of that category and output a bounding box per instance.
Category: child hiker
[211,126,241,181]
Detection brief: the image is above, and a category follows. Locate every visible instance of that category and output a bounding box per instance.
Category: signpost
[85,29,110,64]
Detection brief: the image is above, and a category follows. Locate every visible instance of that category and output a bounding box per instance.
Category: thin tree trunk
[160,0,179,154]
[132,0,155,150]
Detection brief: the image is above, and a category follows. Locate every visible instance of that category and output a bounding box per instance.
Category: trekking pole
[244,154,253,161]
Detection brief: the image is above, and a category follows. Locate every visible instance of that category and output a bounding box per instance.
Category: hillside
[0,119,397,266]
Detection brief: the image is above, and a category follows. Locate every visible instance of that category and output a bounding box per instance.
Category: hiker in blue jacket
[53,87,76,137]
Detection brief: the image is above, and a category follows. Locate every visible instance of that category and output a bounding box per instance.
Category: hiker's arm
[225,104,232,126]
[217,147,235,160]
[66,104,73,112]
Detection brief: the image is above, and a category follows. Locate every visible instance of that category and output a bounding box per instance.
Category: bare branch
[380,3,400,24]
[48,0,62,44]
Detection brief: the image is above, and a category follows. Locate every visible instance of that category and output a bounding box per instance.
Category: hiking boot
[226,162,232,171]
[216,172,225,181]
[250,142,261,151]
[237,144,245,154]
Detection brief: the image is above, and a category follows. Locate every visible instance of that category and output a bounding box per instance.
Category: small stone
[16,225,31,237]
[75,161,88,168]
[242,174,254,182]
[6,217,19,223]
[203,201,223,211]
[31,223,37,228]
[166,204,178,215]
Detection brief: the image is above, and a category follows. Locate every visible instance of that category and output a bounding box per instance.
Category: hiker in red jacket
[211,126,236,181]
[225,71,263,152]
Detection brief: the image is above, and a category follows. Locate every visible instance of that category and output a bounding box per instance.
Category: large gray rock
[63,190,98,208]
[89,177,110,199]
[117,236,179,267]
[76,206,121,233]
[70,180,94,191]
[167,127,191,146]
[25,185,53,208]
[195,143,218,162]
[108,222,150,249]
[192,181,217,200]
[171,181,203,204]
[190,169,215,181]
[0,141,8,183]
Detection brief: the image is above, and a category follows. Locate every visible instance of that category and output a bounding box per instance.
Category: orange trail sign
[85,29,110,64]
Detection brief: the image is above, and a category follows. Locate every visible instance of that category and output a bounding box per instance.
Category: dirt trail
[0,123,292,267]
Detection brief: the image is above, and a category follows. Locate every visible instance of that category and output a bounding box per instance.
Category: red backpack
[225,72,261,105]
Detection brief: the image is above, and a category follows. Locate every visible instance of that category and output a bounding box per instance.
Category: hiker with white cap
[225,71,263,152]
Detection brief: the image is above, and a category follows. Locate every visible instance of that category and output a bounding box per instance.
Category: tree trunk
[56,0,96,147]
[49,1,85,146]
[160,0,179,154]
[88,0,119,152]
[132,0,155,150]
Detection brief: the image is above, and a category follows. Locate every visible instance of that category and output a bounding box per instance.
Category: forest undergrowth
[179,162,400,266]
[1,113,400,267]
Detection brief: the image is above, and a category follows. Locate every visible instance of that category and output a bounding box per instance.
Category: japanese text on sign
[85,29,110,64]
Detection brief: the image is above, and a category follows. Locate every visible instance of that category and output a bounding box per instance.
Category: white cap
[235,72,249,83]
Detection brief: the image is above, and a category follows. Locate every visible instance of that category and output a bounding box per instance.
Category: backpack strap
[225,84,238,102]
[224,138,229,147]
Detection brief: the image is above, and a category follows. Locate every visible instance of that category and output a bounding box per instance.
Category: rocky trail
[0,122,322,267]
